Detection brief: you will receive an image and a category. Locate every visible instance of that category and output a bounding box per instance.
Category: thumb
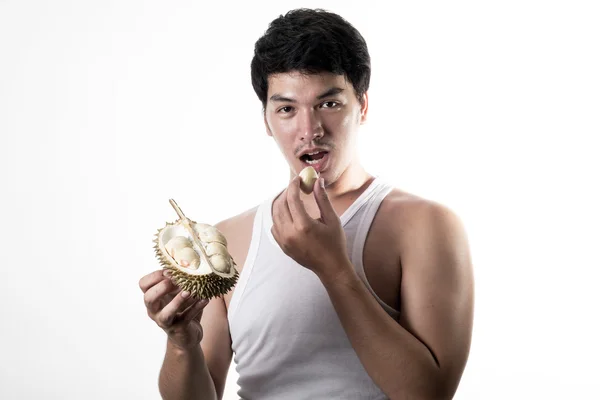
[313,177,337,224]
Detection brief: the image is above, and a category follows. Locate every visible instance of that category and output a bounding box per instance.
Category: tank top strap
[350,179,400,319]
[339,176,385,226]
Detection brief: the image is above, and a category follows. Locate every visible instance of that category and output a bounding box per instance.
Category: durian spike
[168,198,216,273]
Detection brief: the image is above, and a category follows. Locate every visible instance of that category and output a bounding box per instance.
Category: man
[139,8,474,400]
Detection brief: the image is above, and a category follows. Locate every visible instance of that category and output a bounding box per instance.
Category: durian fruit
[299,166,319,194]
[153,199,238,299]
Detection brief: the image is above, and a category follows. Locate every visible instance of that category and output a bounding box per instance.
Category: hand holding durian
[271,166,352,280]
[153,199,239,299]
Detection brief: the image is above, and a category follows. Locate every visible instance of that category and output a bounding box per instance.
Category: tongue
[309,152,326,161]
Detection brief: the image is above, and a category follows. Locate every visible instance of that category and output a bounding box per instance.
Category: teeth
[301,150,327,165]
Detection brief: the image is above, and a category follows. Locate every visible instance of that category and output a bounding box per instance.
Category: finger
[156,290,198,328]
[313,177,337,224]
[181,298,210,324]
[287,176,312,227]
[272,192,281,226]
[175,294,202,318]
[144,278,178,313]
[271,225,279,243]
[274,189,293,226]
[139,270,168,292]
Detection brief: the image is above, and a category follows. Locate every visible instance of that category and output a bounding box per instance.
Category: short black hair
[251,8,371,110]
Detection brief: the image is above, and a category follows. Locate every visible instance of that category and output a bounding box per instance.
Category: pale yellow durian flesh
[165,236,192,256]
[173,246,201,269]
[154,220,238,299]
[195,223,228,246]
[299,166,319,194]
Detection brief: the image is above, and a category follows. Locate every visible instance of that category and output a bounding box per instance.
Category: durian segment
[165,236,192,257]
[174,247,200,270]
[154,219,238,299]
[156,222,235,277]
[205,242,228,257]
[208,253,231,274]
[204,242,233,273]
[195,224,228,246]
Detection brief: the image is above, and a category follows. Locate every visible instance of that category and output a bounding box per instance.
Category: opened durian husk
[153,199,238,299]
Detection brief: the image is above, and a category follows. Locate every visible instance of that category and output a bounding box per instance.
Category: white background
[1,1,598,399]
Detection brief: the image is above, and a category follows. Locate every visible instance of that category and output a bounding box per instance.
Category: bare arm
[157,294,232,400]
[159,338,217,400]
[141,243,234,400]
[319,203,474,399]
[198,295,234,399]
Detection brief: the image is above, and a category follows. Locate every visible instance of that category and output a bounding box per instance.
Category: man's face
[264,71,368,184]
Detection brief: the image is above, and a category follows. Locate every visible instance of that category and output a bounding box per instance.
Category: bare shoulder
[378,187,468,250]
[380,187,461,221]
[214,205,259,269]
[214,205,259,239]
[385,187,472,292]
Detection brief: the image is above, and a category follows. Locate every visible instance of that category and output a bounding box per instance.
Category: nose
[298,108,324,141]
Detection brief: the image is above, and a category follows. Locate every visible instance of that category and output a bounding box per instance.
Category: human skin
[139,71,474,400]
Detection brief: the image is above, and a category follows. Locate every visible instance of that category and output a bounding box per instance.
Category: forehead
[267,71,353,100]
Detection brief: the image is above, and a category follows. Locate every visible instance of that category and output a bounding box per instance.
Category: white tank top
[227,177,399,400]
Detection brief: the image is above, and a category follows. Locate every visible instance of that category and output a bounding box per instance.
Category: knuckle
[280,240,291,254]
[147,308,158,321]
[143,294,153,309]
[156,314,170,327]
[298,223,311,234]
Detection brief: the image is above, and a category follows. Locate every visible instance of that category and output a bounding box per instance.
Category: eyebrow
[269,87,345,103]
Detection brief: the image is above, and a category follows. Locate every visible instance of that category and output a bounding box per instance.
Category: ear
[264,113,273,137]
[359,92,369,125]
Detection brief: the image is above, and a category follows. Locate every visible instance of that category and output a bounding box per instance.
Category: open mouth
[299,151,330,172]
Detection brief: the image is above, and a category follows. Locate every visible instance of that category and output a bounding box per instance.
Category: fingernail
[163,270,171,277]
[181,291,190,298]
[320,178,325,188]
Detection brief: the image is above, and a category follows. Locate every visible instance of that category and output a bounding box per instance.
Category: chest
[224,201,402,313]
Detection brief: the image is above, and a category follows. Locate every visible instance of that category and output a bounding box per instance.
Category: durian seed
[299,166,318,194]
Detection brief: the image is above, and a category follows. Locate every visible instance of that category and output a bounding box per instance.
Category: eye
[278,106,294,114]
[320,101,340,109]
